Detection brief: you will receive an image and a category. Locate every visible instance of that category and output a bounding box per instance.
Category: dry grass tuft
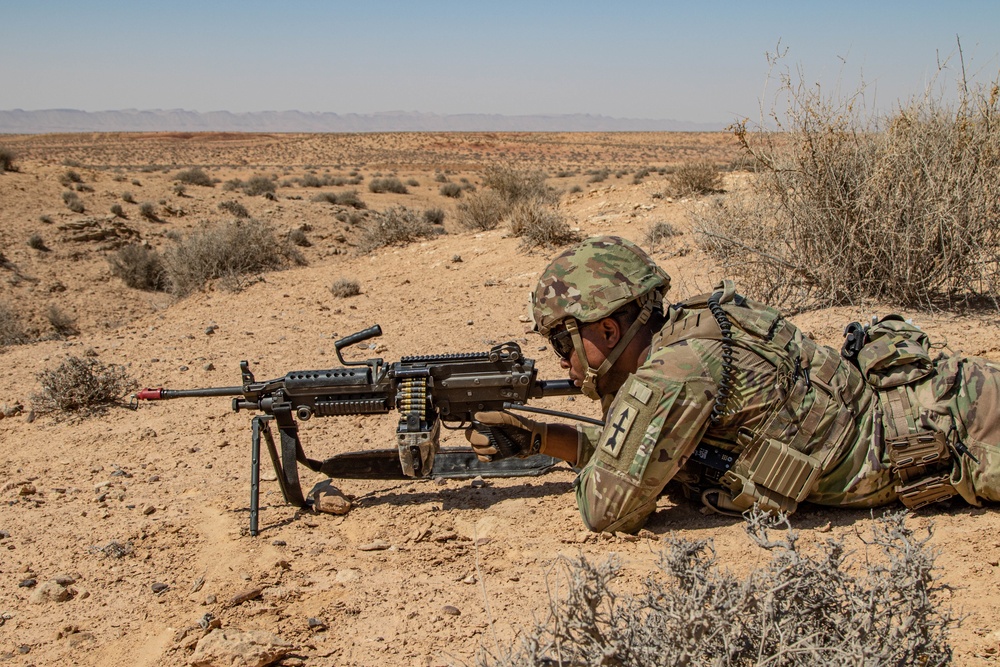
[666,160,723,196]
[0,147,17,173]
[330,277,361,298]
[508,200,580,250]
[174,167,214,187]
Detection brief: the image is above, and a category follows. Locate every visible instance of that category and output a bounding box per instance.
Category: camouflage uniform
[532,236,1000,533]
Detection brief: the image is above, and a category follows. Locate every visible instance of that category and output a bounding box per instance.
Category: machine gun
[134,325,589,534]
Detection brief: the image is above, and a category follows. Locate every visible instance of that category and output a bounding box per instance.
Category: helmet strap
[565,318,600,400]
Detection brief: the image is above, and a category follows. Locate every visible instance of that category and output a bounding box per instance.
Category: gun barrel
[532,379,580,398]
[136,386,244,401]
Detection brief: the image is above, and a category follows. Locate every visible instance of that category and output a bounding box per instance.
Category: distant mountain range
[0,109,726,133]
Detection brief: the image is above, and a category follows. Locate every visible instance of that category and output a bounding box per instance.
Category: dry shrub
[330,277,361,298]
[0,301,29,346]
[46,304,78,337]
[109,244,168,291]
[62,191,84,213]
[287,228,310,247]
[508,200,580,250]
[163,218,305,296]
[174,167,214,187]
[356,206,441,254]
[240,175,276,197]
[644,221,683,248]
[368,177,408,194]
[695,68,1000,311]
[218,199,250,219]
[482,511,953,667]
[439,182,463,198]
[423,207,445,225]
[666,160,723,196]
[457,189,508,231]
[311,190,367,209]
[0,147,17,173]
[33,356,137,413]
[110,203,126,218]
[138,202,159,222]
[482,164,554,204]
[27,234,48,251]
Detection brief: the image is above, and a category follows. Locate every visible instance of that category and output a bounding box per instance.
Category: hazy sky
[2,1,999,125]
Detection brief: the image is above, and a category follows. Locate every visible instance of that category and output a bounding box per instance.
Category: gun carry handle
[334,325,383,365]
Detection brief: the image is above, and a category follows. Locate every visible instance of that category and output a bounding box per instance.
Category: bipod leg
[249,416,269,536]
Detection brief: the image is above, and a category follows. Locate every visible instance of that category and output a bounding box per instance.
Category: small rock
[462,574,476,585]
[433,530,458,542]
[204,325,219,335]
[357,539,391,552]
[0,530,9,539]
[816,522,832,533]
[18,578,36,588]
[18,484,36,496]
[442,605,461,616]
[53,574,76,586]
[334,569,360,584]
[17,645,30,655]
[271,540,287,547]
[142,505,156,516]
[227,586,264,607]
[470,476,487,489]
[307,617,327,632]
[189,628,292,667]
[466,320,474,326]
[191,576,205,593]
[451,254,462,263]
[275,560,291,571]
[203,594,217,605]
[203,363,215,371]
[151,582,169,594]
[29,582,70,604]
[179,366,189,372]
[312,482,352,516]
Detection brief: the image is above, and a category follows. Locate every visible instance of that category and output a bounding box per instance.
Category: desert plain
[2,131,1000,666]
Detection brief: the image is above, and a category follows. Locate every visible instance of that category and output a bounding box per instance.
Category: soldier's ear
[596,317,621,347]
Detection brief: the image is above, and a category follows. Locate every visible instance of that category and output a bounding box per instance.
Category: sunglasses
[548,327,575,361]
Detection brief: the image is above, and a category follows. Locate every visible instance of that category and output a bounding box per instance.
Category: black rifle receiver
[135,325,582,534]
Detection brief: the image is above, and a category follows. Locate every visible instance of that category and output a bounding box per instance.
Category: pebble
[313,486,352,515]
[179,366,189,372]
[29,582,70,604]
[53,574,76,586]
[142,505,156,516]
[203,363,215,371]
[307,617,327,632]
[18,579,36,588]
[151,582,169,594]
[334,569,360,584]
[18,484,36,496]
[0,530,9,539]
[271,540,287,547]
[470,476,487,488]
[357,539,391,552]
[433,530,458,542]
[442,605,461,616]
[227,586,264,607]
[191,577,205,593]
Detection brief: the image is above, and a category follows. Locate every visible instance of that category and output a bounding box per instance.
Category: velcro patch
[601,402,638,458]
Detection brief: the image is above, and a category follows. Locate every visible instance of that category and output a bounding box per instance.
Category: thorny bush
[480,511,954,667]
[163,218,305,296]
[356,206,442,254]
[694,65,1000,312]
[34,356,137,413]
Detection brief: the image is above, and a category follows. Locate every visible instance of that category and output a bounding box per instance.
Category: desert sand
[2,132,1000,666]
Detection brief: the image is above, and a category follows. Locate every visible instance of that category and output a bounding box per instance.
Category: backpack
[841,314,934,389]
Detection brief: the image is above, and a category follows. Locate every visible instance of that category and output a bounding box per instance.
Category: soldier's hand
[465,411,548,462]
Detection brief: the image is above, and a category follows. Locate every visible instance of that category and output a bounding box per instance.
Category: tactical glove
[465,411,548,462]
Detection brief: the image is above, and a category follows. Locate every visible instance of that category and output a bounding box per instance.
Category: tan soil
[1,132,999,666]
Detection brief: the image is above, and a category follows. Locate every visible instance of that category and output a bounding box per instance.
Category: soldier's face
[558,320,616,392]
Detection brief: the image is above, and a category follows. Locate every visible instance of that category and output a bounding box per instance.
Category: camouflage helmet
[530,236,670,335]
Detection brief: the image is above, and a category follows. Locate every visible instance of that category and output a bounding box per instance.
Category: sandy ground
[2,132,1000,666]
